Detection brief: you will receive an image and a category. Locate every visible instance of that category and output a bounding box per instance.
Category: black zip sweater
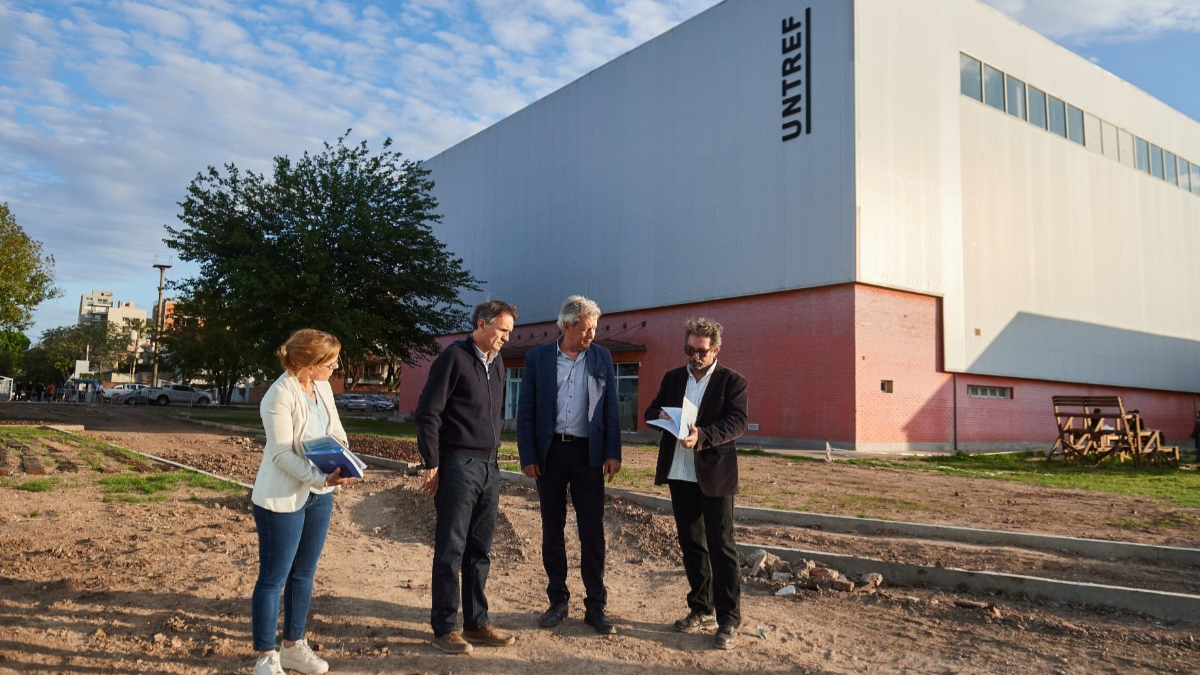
[415,338,504,468]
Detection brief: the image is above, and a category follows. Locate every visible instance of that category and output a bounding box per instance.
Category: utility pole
[151,255,173,386]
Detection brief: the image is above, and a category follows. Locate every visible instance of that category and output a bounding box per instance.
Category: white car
[103,383,148,403]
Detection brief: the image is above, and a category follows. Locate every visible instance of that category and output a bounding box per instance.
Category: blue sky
[2,0,1198,341]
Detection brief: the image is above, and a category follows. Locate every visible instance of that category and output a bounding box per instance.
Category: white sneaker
[279,639,329,674]
[253,651,285,675]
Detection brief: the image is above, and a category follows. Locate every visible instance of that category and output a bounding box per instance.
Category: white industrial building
[398,0,1200,450]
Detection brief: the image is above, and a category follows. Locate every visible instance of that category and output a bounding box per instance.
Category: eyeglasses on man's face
[683,345,711,358]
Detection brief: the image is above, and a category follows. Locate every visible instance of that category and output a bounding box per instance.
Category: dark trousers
[251,491,334,652]
[536,437,607,612]
[668,480,741,628]
[431,453,500,636]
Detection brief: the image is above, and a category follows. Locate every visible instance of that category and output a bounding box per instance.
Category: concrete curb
[608,489,1200,567]
[740,542,1200,624]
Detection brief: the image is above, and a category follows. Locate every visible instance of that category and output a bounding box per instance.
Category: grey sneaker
[279,639,329,674]
[252,651,285,675]
[432,630,474,655]
[673,611,717,633]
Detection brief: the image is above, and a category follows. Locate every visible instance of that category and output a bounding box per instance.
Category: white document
[647,397,698,439]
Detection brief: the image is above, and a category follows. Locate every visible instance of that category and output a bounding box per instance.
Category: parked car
[103,383,147,403]
[145,383,213,406]
[338,393,369,411]
[363,395,395,411]
[118,388,152,405]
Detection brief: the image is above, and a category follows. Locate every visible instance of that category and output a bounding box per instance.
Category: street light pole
[151,256,172,386]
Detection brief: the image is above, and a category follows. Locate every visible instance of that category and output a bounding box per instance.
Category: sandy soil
[1,402,1197,675]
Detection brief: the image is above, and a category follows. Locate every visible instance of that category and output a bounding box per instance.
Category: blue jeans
[251,491,333,652]
[431,453,499,636]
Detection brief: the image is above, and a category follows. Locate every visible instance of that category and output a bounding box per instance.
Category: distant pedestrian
[1191,412,1200,464]
[46,383,56,403]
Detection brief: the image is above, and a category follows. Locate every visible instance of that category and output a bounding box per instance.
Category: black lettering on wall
[781,8,812,142]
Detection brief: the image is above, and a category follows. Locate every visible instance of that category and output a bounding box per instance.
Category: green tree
[0,330,31,376]
[0,203,61,330]
[160,293,261,405]
[21,346,59,385]
[163,132,478,387]
[38,322,130,380]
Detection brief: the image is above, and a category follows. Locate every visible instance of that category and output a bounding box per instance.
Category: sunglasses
[683,346,712,358]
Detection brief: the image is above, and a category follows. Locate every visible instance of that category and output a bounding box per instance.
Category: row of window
[960,53,1200,198]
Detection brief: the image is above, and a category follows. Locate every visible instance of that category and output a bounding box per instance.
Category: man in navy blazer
[517,295,622,634]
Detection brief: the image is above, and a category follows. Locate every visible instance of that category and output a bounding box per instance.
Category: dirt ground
[1,402,1197,675]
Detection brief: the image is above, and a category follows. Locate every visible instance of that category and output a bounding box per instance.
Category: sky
[2,0,1199,341]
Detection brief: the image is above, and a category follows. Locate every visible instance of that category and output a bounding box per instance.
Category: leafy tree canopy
[38,322,130,381]
[0,203,61,331]
[159,293,261,405]
[0,330,31,376]
[163,132,479,382]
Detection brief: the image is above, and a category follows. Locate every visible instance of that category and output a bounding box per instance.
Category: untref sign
[781,9,811,142]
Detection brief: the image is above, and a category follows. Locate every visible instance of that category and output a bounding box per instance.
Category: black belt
[554,433,587,442]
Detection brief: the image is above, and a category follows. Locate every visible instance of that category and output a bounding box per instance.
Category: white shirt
[667,360,718,483]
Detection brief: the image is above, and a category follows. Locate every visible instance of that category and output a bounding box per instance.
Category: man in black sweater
[416,299,517,655]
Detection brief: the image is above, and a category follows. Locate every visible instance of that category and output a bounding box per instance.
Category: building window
[504,367,523,420]
[1193,162,1200,195]
[1005,75,1027,120]
[968,385,1012,399]
[1178,158,1191,191]
[1027,86,1047,129]
[616,363,639,432]
[1165,151,1178,184]
[983,64,1004,110]
[960,54,982,101]
[1066,104,1084,145]
[880,380,894,394]
[1047,96,1066,137]
[1135,137,1150,172]
[1150,144,1165,179]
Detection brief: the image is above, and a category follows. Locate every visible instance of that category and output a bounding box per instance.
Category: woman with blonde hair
[250,329,356,675]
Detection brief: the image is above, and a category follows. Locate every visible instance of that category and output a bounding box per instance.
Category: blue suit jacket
[517,340,621,469]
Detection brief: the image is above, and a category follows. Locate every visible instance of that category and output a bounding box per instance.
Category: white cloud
[120,1,191,40]
[981,0,1200,43]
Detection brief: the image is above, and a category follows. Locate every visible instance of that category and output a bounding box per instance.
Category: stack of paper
[647,398,698,439]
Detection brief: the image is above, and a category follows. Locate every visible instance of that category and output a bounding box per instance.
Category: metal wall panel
[853,0,1200,392]
[425,0,856,325]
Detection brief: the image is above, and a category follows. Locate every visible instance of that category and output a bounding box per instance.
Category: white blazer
[251,371,348,513]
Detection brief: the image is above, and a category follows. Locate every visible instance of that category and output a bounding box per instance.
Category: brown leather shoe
[462,623,515,647]
[431,630,473,655]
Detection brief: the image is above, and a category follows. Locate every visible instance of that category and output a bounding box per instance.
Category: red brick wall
[396,286,1199,451]
[853,286,952,443]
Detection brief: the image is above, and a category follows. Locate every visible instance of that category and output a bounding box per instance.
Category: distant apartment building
[78,290,151,371]
[78,290,114,325]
